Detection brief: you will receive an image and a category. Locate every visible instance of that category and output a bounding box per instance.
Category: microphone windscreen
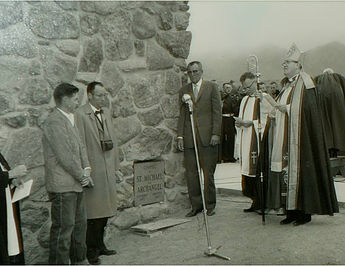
[182,94,191,103]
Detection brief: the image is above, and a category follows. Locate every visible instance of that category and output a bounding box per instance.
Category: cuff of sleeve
[177,136,183,139]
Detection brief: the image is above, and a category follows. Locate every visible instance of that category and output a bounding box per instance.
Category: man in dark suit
[177,61,222,217]
[42,83,92,264]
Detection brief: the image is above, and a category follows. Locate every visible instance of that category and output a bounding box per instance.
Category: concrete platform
[215,161,345,203]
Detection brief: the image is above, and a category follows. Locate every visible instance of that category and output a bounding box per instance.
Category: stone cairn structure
[0,1,191,263]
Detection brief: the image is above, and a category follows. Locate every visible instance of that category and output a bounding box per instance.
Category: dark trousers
[86,217,108,260]
[184,145,218,211]
[48,192,87,265]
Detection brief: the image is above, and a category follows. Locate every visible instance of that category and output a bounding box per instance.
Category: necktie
[95,110,104,129]
[193,84,198,99]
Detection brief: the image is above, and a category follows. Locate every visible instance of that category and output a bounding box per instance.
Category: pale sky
[188,1,345,59]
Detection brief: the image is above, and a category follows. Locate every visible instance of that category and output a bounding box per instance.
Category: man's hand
[210,135,220,146]
[83,167,91,177]
[80,176,90,187]
[11,177,25,188]
[276,104,288,113]
[235,118,253,128]
[115,170,123,183]
[177,138,184,151]
[9,165,27,179]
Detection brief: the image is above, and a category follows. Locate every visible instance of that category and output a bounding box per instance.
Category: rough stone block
[2,127,44,169]
[0,2,23,30]
[161,95,180,118]
[19,78,52,106]
[156,31,192,59]
[55,1,78,11]
[112,208,140,230]
[100,61,125,97]
[105,38,133,61]
[165,176,175,189]
[164,118,178,132]
[147,40,174,70]
[0,24,38,58]
[29,60,42,76]
[40,48,78,89]
[130,72,165,108]
[81,1,121,15]
[175,12,190,31]
[21,203,50,233]
[137,107,164,127]
[79,37,103,73]
[120,164,134,177]
[157,7,173,31]
[28,5,79,39]
[118,58,147,72]
[4,113,27,128]
[139,204,163,223]
[114,116,142,145]
[132,10,156,39]
[80,13,101,35]
[124,127,173,161]
[174,58,187,71]
[0,95,16,114]
[56,40,80,57]
[166,189,177,202]
[112,88,136,118]
[163,153,184,177]
[165,69,182,95]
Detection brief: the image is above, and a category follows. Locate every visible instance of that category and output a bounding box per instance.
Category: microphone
[182,94,193,112]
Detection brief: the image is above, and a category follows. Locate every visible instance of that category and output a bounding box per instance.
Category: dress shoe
[207,209,215,216]
[185,209,201,217]
[88,257,101,265]
[99,248,117,256]
[293,216,311,226]
[243,207,255,213]
[280,216,296,225]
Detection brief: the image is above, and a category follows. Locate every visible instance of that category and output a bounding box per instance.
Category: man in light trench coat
[75,81,123,265]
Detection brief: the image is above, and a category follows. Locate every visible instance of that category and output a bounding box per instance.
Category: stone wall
[0,1,191,264]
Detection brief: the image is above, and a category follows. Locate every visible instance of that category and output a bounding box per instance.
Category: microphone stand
[247,55,266,225]
[185,99,230,261]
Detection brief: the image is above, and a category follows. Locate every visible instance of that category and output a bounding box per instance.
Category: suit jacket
[177,80,222,148]
[75,104,119,219]
[42,108,89,193]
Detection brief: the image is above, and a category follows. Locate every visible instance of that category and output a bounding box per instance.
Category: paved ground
[101,194,345,265]
[99,162,345,265]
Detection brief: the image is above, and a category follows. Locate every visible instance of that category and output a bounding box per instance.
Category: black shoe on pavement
[185,209,201,217]
[293,216,311,226]
[243,207,255,213]
[280,217,296,225]
[207,209,216,216]
[88,257,101,265]
[99,248,117,256]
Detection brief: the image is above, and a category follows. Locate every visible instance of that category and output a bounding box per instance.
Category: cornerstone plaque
[133,160,165,206]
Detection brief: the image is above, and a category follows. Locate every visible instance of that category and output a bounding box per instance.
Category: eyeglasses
[187,70,200,74]
[281,60,298,66]
[93,93,108,98]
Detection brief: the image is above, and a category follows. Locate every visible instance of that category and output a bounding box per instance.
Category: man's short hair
[87,81,103,95]
[270,81,277,85]
[187,61,203,70]
[240,72,255,83]
[53,83,79,105]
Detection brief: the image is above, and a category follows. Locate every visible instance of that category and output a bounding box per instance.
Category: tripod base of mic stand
[204,246,231,261]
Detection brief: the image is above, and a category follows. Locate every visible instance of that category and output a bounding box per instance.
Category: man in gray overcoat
[75,81,122,265]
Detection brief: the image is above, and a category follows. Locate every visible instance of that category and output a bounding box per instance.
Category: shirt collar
[89,103,100,113]
[288,74,299,82]
[193,78,203,88]
[57,108,75,126]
